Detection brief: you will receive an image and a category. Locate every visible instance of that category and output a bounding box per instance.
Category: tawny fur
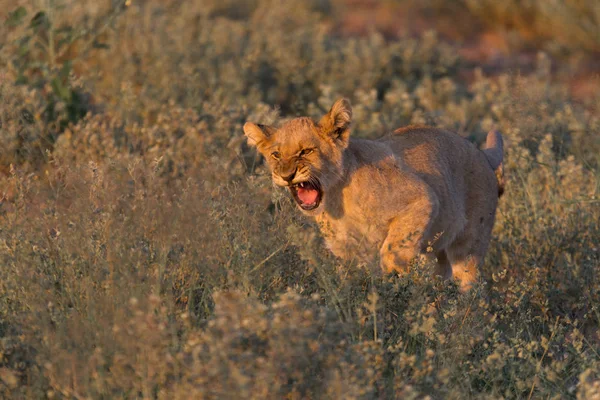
[244,99,504,291]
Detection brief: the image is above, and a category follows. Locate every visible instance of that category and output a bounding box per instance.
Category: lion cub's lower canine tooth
[244,98,504,293]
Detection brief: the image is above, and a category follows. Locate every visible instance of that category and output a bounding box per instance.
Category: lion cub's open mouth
[289,180,322,210]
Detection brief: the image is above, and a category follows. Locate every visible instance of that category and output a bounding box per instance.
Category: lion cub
[244,99,504,291]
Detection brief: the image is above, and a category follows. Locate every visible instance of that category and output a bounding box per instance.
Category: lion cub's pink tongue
[297,187,318,205]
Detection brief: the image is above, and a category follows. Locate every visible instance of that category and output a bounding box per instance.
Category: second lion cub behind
[244,99,504,291]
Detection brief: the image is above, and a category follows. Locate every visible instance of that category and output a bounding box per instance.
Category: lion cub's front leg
[379,197,437,274]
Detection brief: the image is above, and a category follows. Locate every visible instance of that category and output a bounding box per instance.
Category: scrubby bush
[446,0,600,53]
[0,0,599,398]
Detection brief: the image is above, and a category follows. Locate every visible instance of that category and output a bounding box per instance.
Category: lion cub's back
[384,125,476,183]
[387,125,497,187]
[383,125,499,244]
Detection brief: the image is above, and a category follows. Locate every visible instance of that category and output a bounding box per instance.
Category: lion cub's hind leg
[446,219,494,292]
[447,181,499,292]
[447,253,481,292]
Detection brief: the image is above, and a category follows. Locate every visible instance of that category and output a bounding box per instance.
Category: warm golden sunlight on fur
[245,99,504,291]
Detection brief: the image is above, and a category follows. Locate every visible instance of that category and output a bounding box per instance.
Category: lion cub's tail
[482,130,505,197]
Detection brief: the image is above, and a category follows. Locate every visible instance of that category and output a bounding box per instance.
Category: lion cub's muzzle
[288,180,323,211]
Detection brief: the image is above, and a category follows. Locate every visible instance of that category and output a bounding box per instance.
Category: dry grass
[0,0,599,398]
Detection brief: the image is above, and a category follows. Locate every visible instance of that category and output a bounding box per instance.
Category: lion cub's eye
[271,151,281,160]
[299,148,314,156]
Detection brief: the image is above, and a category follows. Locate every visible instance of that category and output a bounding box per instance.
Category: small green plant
[2,1,129,132]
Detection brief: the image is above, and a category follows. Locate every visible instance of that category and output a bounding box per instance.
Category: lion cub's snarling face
[244,100,352,213]
[244,98,505,292]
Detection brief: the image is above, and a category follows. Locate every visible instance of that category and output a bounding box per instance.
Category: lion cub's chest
[312,163,398,263]
[315,212,386,262]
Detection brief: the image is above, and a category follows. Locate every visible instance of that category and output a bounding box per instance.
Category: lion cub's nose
[280,170,296,182]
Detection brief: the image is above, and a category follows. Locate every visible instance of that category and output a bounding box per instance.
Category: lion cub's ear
[243,122,275,150]
[319,98,352,147]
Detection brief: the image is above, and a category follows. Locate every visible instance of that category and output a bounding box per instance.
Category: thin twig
[250,241,289,272]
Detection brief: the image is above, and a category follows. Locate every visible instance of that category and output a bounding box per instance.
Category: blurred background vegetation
[0,0,599,398]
